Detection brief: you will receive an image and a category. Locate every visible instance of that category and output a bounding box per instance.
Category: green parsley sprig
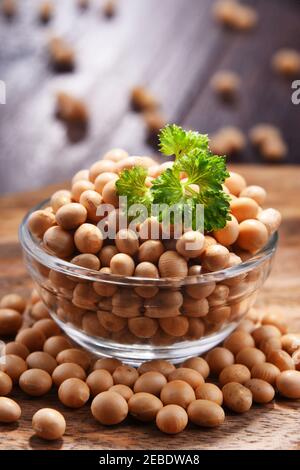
[116,124,231,232]
[115,166,152,211]
[159,123,209,159]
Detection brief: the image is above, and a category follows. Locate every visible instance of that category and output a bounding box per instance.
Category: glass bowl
[19,199,278,365]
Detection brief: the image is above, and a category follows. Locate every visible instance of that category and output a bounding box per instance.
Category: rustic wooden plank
[1,0,299,195]
[183,0,300,164]
[0,0,210,193]
[0,164,300,450]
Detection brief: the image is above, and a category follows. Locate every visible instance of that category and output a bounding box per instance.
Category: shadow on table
[0,422,19,433]
[29,435,64,450]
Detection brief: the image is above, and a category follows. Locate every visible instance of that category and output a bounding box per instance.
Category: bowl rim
[19,199,278,287]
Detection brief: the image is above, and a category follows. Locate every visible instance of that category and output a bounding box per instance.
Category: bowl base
[52,313,238,366]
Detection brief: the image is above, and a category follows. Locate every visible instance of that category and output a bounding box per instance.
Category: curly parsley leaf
[153,126,230,231]
[150,163,230,232]
[115,125,231,232]
[115,166,152,210]
[175,149,229,193]
[159,124,209,159]
[196,189,231,232]
[151,168,183,206]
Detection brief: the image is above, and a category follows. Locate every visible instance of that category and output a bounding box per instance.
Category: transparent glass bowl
[19,200,278,365]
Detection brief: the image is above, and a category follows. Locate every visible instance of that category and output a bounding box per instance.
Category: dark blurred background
[0,0,299,194]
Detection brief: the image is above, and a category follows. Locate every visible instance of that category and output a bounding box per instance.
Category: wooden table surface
[1,0,300,195]
[0,164,300,450]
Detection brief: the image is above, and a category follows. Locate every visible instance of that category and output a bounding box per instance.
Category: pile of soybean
[1,291,300,440]
[25,149,282,347]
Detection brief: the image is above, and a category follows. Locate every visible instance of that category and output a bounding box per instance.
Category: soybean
[0,294,26,313]
[205,347,234,375]
[0,397,21,423]
[4,341,30,359]
[19,369,52,396]
[112,365,139,387]
[43,336,72,358]
[187,399,225,427]
[276,370,300,399]
[181,357,210,379]
[128,392,163,421]
[26,351,57,375]
[167,368,204,389]
[223,331,255,354]
[32,408,66,440]
[91,391,128,425]
[236,347,266,369]
[156,404,188,434]
[93,357,122,374]
[0,354,28,383]
[134,371,167,396]
[160,380,195,409]
[55,203,87,230]
[219,364,251,386]
[74,223,103,254]
[222,382,252,413]
[0,371,13,396]
[56,348,91,371]
[251,362,280,385]
[244,379,275,404]
[195,383,223,405]
[86,369,114,396]
[58,378,90,408]
[0,308,22,336]
[267,349,295,371]
[52,363,86,387]
[138,360,175,377]
[109,384,134,401]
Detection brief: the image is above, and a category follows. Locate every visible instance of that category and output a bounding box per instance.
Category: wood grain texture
[0,164,300,450]
[0,0,300,195]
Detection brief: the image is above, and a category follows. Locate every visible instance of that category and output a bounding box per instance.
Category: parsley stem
[184,184,199,197]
